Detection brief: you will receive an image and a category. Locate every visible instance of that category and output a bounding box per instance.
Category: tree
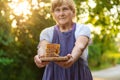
[75,0,120,67]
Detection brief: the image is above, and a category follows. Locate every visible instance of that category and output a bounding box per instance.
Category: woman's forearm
[37,40,50,56]
[71,36,89,62]
[71,46,83,62]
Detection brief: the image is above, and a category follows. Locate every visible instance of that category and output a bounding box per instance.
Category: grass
[90,52,120,71]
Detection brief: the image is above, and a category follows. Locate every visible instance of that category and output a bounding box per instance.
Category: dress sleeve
[75,24,91,39]
[40,27,54,43]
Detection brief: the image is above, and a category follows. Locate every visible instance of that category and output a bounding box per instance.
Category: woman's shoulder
[40,26,55,42]
[76,23,90,31]
[42,26,54,32]
[75,23,91,38]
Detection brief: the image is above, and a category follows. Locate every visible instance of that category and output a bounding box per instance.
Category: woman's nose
[59,10,65,16]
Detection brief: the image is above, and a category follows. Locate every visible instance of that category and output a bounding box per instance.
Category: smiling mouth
[59,18,65,19]
[59,18,64,20]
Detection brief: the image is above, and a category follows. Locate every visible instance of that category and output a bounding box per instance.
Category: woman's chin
[58,22,68,25]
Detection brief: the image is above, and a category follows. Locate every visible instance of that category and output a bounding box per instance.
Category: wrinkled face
[52,4,75,25]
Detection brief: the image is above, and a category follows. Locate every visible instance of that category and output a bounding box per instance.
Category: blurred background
[0,0,120,80]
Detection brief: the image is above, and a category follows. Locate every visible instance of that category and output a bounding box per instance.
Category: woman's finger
[34,55,45,68]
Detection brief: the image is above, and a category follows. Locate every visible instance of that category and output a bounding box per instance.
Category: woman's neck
[58,22,74,32]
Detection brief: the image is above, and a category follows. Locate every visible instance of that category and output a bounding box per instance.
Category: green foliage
[75,0,120,69]
[0,4,13,66]
[1,1,55,80]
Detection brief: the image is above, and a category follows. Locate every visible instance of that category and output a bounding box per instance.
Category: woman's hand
[34,55,49,68]
[55,54,75,68]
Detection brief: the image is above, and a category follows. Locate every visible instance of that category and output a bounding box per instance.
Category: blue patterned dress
[42,23,93,80]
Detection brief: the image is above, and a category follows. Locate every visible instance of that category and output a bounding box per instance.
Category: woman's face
[52,4,75,26]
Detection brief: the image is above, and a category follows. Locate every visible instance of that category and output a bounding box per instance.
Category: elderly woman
[34,0,93,80]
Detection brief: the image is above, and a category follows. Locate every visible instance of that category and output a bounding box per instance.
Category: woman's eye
[63,8,69,11]
[54,7,69,12]
[54,9,60,12]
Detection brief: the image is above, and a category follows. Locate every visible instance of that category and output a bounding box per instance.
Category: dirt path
[92,65,120,80]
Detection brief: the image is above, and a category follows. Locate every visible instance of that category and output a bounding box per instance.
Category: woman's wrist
[37,47,46,56]
[71,55,77,63]
[72,46,84,62]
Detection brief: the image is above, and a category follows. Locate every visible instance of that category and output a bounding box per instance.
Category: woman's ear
[72,12,76,22]
[51,12,58,23]
[73,13,75,17]
[51,12,55,20]
[72,11,76,18]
